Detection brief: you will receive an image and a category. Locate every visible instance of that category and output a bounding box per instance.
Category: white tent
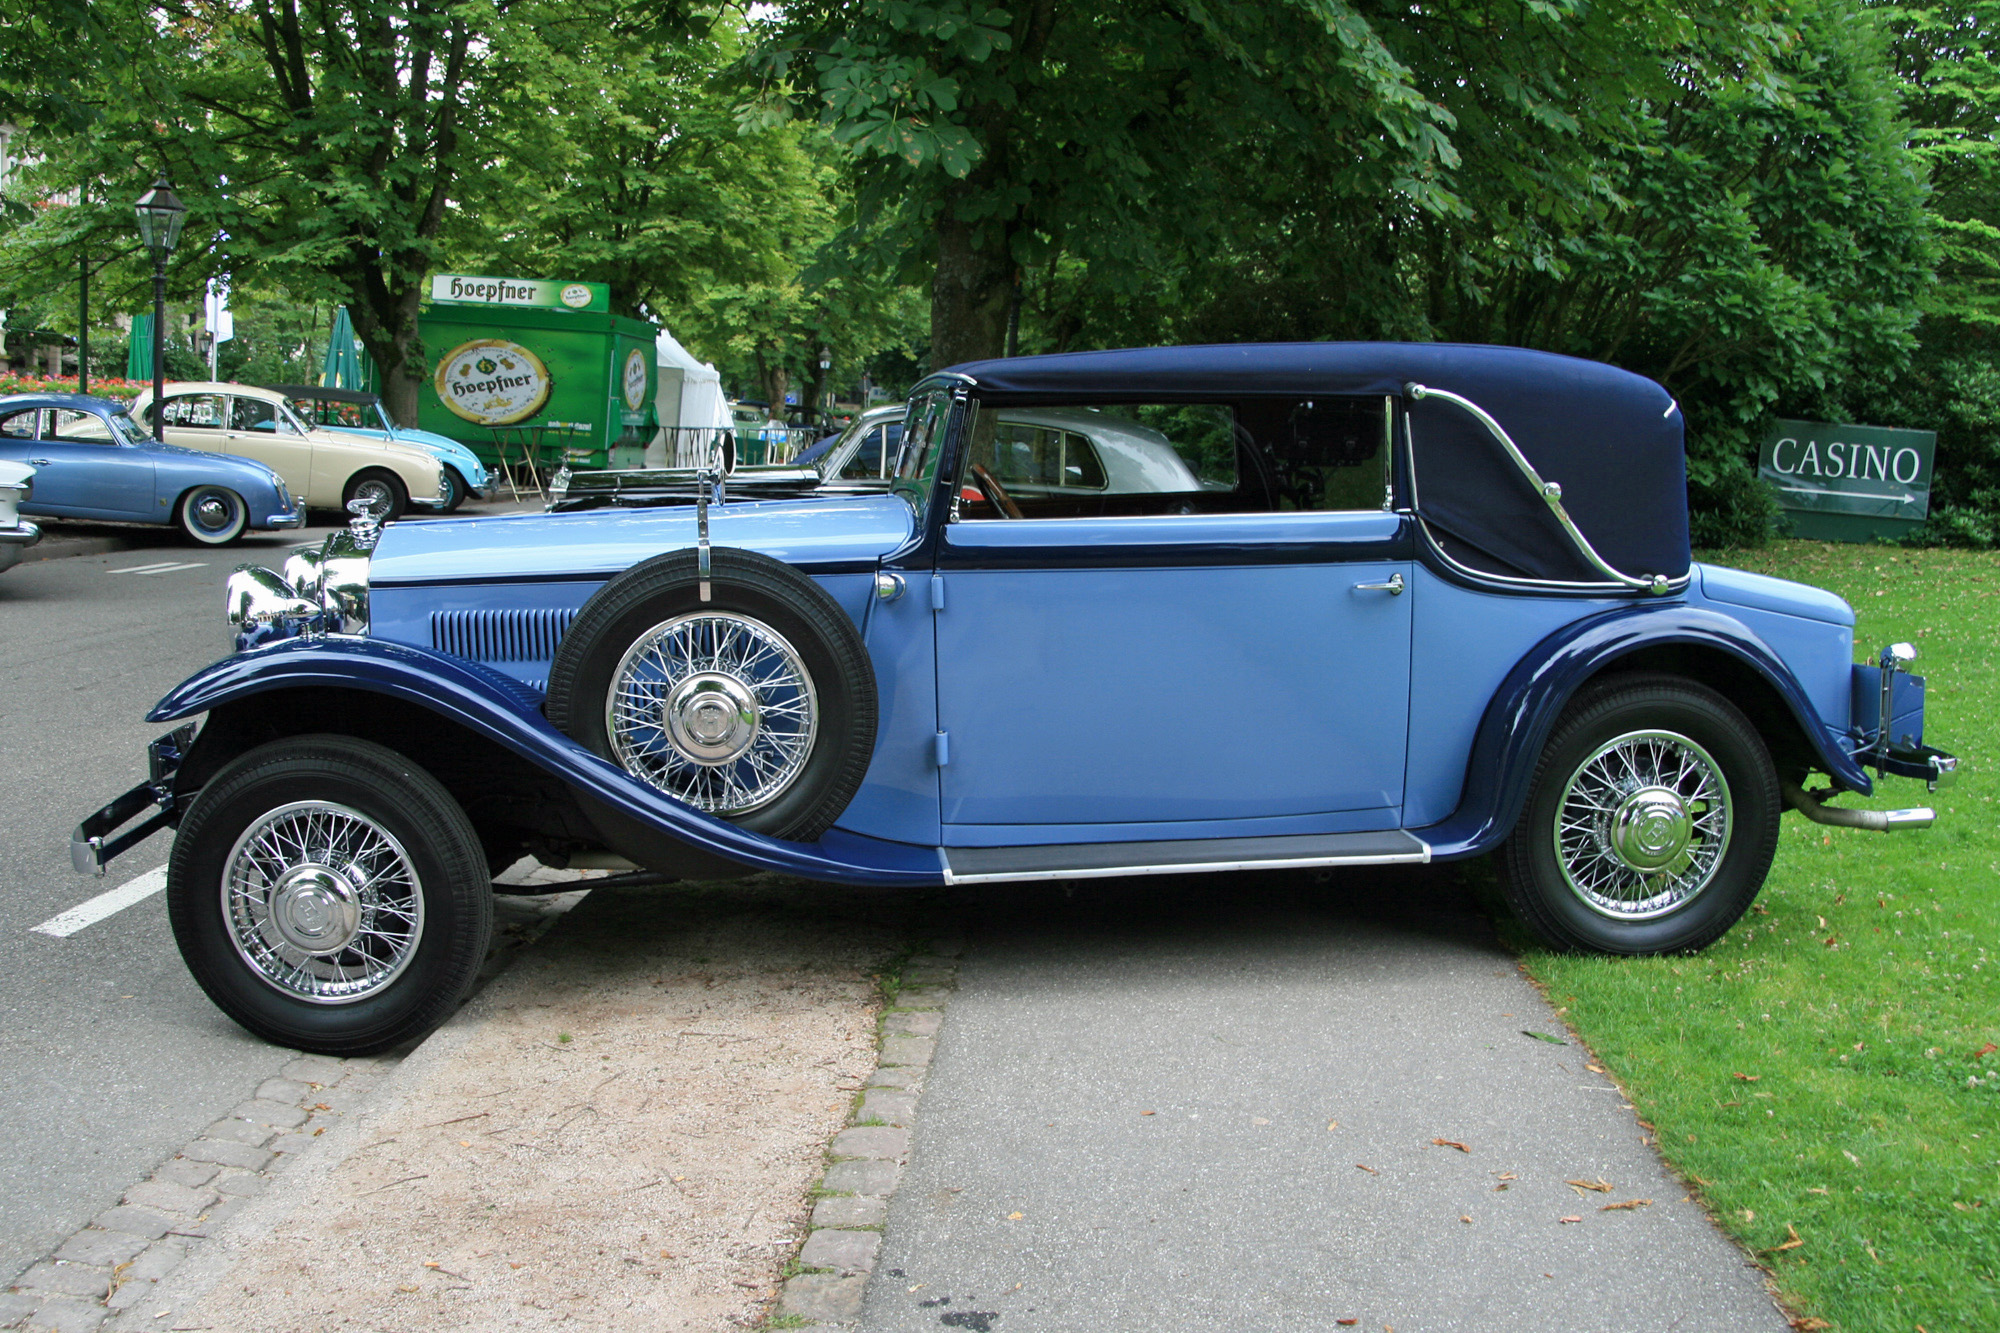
[649,329,729,466]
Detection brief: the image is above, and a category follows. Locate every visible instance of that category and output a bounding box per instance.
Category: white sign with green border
[428,274,610,313]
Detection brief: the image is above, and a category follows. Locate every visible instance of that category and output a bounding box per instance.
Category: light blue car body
[336,424,490,504]
[82,344,1947,893]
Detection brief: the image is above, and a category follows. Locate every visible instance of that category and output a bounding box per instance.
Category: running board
[940,830,1430,885]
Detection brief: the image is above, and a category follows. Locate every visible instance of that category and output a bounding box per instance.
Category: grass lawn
[1519,542,1998,1333]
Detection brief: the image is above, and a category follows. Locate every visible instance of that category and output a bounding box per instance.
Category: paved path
[859,871,1791,1333]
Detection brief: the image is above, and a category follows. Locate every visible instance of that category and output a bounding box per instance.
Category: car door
[931,396,1412,843]
[222,395,315,501]
[0,406,155,519]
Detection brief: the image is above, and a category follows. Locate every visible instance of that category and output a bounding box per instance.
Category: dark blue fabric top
[933,343,1690,585]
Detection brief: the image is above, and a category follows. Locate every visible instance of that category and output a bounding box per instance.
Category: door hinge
[930,574,946,611]
[934,731,950,767]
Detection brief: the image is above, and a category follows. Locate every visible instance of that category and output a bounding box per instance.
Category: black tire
[177,486,248,545]
[342,469,407,522]
[1496,673,1780,955]
[440,467,469,513]
[545,547,877,842]
[167,735,493,1055]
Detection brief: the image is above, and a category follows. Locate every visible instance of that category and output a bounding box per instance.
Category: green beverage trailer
[417,276,657,473]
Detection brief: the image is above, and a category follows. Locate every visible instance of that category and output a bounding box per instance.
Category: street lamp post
[133,178,187,440]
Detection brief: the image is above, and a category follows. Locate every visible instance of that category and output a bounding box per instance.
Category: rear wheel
[342,469,407,522]
[1496,674,1779,954]
[178,486,248,545]
[167,735,493,1054]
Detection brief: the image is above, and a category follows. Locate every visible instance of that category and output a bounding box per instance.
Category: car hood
[342,425,481,460]
[369,493,917,585]
[310,426,440,465]
[1695,562,1855,627]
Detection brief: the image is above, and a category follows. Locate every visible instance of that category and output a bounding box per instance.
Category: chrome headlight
[547,465,571,509]
[225,566,318,629]
[226,519,374,646]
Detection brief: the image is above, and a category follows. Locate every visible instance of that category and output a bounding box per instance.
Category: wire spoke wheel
[1554,729,1732,920]
[606,611,819,816]
[221,800,426,1004]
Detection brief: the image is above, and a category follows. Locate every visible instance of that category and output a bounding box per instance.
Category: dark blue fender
[1417,605,1870,860]
[148,637,946,887]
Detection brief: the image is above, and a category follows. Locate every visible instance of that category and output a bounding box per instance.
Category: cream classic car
[127,383,446,520]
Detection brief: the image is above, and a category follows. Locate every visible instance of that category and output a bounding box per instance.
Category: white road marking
[107,561,186,574]
[135,563,209,575]
[32,866,169,937]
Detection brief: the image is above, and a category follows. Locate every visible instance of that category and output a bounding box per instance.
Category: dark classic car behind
[74,343,1958,1054]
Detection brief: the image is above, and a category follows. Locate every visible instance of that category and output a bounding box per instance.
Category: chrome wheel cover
[1554,729,1732,920]
[221,801,425,1004]
[191,490,236,533]
[349,477,393,513]
[606,611,818,815]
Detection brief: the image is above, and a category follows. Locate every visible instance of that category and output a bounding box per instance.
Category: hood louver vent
[430,608,577,664]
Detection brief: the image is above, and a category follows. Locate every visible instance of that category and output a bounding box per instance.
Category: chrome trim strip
[1405,382,1674,595]
[1415,517,1690,595]
[941,843,1432,885]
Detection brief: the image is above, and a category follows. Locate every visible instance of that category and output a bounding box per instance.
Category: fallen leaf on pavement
[1559,1215,1582,1224]
[1007,1212,1024,1220]
[1336,1321,1357,1327]
[1253,1117,1271,1125]
[1566,1177,1613,1194]
[1327,1121,1339,1131]
[1586,1064,1606,1073]
[1460,1215,1472,1224]
[1787,1319,1830,1332]
[1601,1199,1652,1211]
[1522,1030,1566,1045]
[1432,1138,1469,1152]
[1764,1223,1804,1254]
[1494,1171,1518,1180]
[1356,1163,1378,1174]
[1140,1110,1155,1116]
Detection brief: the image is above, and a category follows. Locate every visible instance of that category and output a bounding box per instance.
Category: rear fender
[149,638,943,886]
[1419,605,1868,859]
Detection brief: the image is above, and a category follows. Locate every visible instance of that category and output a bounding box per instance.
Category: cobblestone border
[1,878,584,1333]
[0,1055,387,1333]
[773,940,963,1329]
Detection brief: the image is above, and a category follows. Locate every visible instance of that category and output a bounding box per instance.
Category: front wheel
[1496,674,1780,955]
[342,469,407,522]
[439,467,469,512]
[178,486,248,545]
[167,735,493,1054]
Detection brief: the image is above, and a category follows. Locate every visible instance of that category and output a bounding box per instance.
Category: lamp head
[134,177,188,255]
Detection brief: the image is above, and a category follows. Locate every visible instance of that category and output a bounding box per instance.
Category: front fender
[149,637,944,886]
[1418,605,1869,860]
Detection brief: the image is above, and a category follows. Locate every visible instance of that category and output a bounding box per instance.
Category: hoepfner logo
[561,283,593,309]
[433,339,552,425]
[622,348,649,410]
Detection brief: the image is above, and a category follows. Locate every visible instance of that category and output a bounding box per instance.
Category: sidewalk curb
[774,941,965,1330]
[102,1010,488,1331]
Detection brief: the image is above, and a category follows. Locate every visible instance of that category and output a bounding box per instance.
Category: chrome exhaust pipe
[1783,783,1934,832]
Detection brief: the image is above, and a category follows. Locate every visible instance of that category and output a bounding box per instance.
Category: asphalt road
[0,505,500,1286]
[863,873,1793,1333]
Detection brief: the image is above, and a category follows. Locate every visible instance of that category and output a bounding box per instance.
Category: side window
[230,397,277,432]
[951,397,1389,518]
[0,409,39,440]
[837,424,884,481]
[48,409,113,444]
[156,395,225,430]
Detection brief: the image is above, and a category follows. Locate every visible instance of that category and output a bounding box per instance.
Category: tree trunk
[345,277,427,427]
[930,209,1015,368]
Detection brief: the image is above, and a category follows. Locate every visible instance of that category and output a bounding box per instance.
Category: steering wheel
[969,463,1024,520]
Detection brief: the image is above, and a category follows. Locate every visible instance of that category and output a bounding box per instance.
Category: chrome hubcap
[607,612,817,815]
[222,801,424,1004]
[195,494,230,528]
[1555,730,1731,920]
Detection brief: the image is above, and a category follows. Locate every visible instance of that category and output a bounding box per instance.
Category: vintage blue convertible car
[73,344,1958,1054]
[0,392,302,544]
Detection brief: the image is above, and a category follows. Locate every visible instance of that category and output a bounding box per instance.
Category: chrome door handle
[1353,572,1404,595]
[27,457,52,466]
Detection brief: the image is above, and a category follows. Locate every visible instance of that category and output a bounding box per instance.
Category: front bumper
[72,725,195,875]
[261,506,306,530]
[0,517,41,548]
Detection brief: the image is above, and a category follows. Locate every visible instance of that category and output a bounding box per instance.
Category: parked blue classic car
[0,393,302,543]
[73,344,1958,1054]
[267,384,491,512]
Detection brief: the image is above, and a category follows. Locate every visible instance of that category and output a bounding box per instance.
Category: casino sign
[1757,417,1937,542]
[433,339,552,426]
